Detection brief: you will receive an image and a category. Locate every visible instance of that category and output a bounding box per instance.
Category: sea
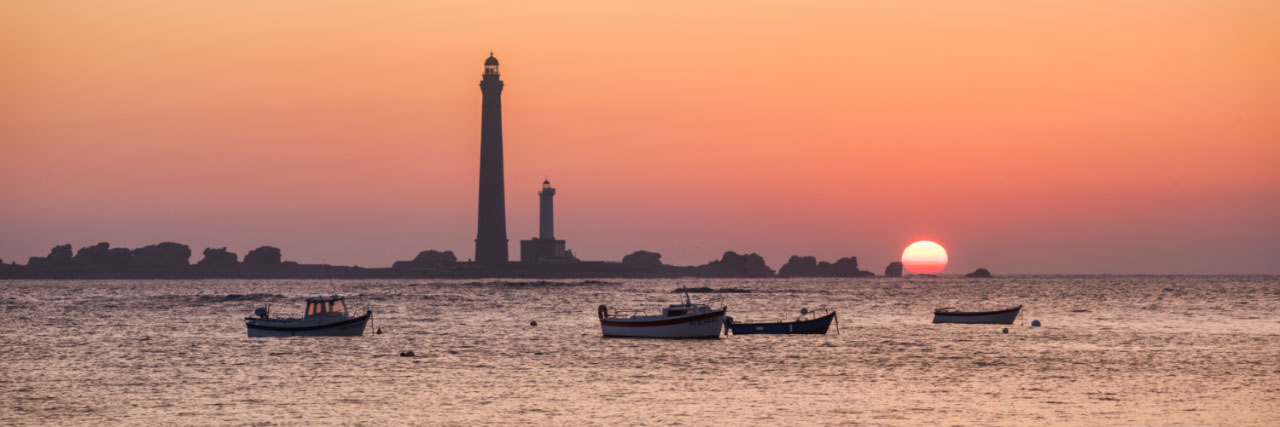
[1,276,1277,426]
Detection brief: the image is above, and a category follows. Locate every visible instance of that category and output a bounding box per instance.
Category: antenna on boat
[322,258,337,296]
[683,286,691,306]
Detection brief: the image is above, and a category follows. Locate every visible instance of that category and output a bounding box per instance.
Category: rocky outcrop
[393,249,458,271]
[197,247,239,269]
[777,256,819,277]
[71,242,133,270]
[778,255,873,277]
[965,268,992,278]
[132,242,192,271]
[820,257,872,277]
[412,249,457,265]
[695,251,774,277]
[243,246,283,267]
[884,261,903,277]
[27,244,73,270]
[622,250,664,267]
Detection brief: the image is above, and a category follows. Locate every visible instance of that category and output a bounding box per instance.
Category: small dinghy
[932,305,1021,324]
[245,295,372,337]
[598,291,726,339]
[727,309,837,335]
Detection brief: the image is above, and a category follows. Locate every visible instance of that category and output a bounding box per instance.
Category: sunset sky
[2,1,1277,273]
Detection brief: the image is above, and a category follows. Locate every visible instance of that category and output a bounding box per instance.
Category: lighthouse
[475,53,508,264]
[538,179,555,239]
[521,180,574,263]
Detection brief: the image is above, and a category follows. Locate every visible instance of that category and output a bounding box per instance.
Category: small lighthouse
[520,180,575,263]
[539,179,556,239]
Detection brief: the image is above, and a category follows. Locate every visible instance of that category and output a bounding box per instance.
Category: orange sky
[2,1,1278,273]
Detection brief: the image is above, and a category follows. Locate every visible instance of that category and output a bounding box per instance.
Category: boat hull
[729,312,835,335]
[600,309,725,339]
[246,312,371,337]
[932,306,1020,324]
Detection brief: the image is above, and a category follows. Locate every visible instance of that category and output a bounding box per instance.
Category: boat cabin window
[306,300,347,316]
[666,309,692,317]
[307,302,325,316]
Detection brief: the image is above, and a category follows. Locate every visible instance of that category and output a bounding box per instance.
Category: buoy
[376,327,383,334]
[399,350,414,357]
[1002,328,1009,334]
[800,307,809,315]
[530,320,538,326]
[1031,320,1041,327]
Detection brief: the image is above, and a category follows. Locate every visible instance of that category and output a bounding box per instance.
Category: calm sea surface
[2,276,1277,425]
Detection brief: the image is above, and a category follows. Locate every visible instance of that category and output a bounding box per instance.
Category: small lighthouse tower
[520,180,574,263]
[539,179,555,239]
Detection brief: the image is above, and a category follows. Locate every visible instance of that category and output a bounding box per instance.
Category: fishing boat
[598,292,726,339]
[932,305,1021,324]
[726,309,837,335]
[245,295,372,337]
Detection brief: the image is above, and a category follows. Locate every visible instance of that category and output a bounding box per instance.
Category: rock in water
[884,261,904,278]
[965,268,993,278]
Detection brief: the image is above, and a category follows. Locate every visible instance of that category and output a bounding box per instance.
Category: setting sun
[902,240,948,274]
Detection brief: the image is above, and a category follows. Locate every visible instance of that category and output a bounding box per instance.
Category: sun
[902,240,948,274]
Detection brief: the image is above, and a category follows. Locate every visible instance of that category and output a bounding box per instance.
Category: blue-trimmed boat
[726,309,837,335]
[245,295,372,337]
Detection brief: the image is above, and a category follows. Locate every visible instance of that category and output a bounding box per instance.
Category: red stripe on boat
[601,310,725,327]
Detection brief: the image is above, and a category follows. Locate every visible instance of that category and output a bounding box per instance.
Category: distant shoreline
[1,242,883,280]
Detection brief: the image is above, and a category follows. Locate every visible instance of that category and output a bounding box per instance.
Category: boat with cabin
[726,309,837,335]
[245,295,372,337]
[598,292,727,339]
[932,305,1021,324]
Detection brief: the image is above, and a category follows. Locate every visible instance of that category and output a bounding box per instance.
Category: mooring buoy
[1031,320,1041,327]
[1002,328,1009,334]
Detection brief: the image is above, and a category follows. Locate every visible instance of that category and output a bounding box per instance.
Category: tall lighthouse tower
[475,53,508,264]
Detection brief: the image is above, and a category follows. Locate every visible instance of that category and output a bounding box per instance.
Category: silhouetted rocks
[28,244,73,270]
[777,256,819,277]
[2,241,887,280]
[682,251,774,277]
[20,242,200,275]
[197,247,239,270]
[965,268,993,278]
[73,242,111,266]
[133,242,192,271]
[68,242,133,271]
[622,250,664,267]
[413,250,457,264]
[778,255,873,277]
[885,261,904,277]
[393,249,458,272]
[243,246,283,267]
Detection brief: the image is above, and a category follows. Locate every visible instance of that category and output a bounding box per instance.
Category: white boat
[598,293,726,339]
[245,295,372,337]
[932,305,1021,324]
